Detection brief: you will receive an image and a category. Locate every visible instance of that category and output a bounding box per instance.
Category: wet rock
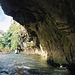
[0,71,9,75]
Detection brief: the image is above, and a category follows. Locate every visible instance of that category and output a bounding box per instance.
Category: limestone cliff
[0,0,75,70]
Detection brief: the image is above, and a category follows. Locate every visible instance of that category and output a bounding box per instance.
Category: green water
[0,53,72,75]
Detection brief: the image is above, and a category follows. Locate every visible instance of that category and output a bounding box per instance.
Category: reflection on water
[0,53,72,75]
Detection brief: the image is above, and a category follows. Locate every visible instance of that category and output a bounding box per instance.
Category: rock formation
[0,0,75,70]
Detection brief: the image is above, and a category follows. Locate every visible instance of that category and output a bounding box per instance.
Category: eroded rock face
[0,0,75,68]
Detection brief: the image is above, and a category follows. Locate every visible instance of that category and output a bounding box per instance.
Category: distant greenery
[0,21,37,53]
[0,22,22,52]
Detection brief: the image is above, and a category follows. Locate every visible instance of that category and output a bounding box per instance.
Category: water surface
[0,53,72,75]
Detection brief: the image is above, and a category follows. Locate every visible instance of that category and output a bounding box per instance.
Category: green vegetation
[0,21,38,54]
[8,23,21,50]
[0,22,22,53]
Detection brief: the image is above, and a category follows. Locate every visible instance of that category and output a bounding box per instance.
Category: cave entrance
[0,6,39,54]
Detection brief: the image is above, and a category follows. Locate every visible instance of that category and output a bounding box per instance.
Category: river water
[0,53,72,75]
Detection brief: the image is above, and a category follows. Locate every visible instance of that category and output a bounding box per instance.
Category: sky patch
[0,6,12,32]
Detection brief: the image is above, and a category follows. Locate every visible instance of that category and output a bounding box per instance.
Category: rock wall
[0,0,75,69]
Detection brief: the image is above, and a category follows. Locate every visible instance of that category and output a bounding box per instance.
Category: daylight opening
[0,6,39,54]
